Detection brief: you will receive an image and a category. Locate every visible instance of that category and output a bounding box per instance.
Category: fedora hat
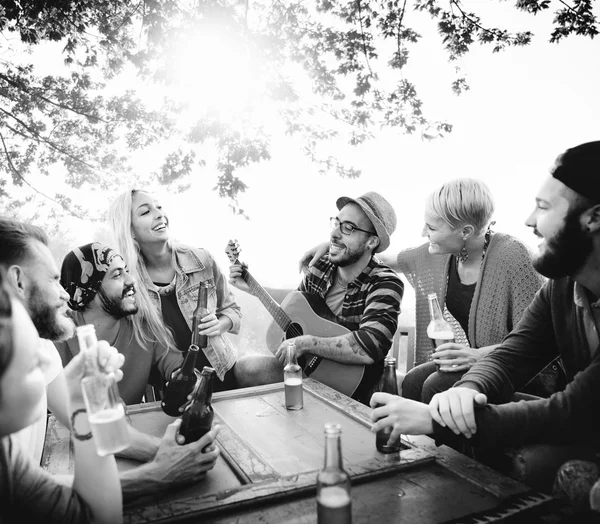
[336,192,397,253]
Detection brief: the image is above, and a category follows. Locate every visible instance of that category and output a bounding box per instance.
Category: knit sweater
[397,233,546,366]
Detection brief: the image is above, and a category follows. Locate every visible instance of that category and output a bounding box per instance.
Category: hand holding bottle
[196,312,221,338]
[431,343,478,372]
[64,339,124,404]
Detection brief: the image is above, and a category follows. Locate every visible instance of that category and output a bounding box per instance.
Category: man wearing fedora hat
[229,191,403,405]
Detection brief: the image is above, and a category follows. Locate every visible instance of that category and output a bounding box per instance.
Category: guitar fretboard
[238,262,293,333]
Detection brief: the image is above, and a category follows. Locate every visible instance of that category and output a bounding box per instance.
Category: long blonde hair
[108,189,177,352]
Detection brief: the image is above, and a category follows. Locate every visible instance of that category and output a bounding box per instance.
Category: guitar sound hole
[286,323,304,340]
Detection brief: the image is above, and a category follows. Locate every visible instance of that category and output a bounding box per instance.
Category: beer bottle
[284,340,303,410]
[179,366,216,444]
[77,324,130,456]
[161,344,200,416]
[427,293,454,369]
[192,279,212,349]
[376,356,402,454]
[316,423,352,524]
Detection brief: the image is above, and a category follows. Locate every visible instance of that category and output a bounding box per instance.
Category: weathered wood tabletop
[42,379,555,523]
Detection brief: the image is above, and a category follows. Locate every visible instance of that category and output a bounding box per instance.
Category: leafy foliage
[0,0,597,223]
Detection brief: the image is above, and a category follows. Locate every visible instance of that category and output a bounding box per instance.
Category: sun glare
[169,28,264,126]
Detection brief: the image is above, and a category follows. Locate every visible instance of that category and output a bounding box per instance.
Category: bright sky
[5,3,600,324]
[154,4,600,296]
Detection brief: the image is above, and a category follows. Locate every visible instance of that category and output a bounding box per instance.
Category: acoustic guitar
[225,239,365,397]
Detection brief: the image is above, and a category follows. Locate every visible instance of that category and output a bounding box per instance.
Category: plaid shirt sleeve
[351,270,404,362]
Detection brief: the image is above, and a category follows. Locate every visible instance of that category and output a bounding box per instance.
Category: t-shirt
[0,436,91,523]
[12,339,62,465]
[55,312,183,405]
[325,278,347,316]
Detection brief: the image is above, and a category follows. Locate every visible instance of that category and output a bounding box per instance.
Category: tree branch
[0,131,86,220]
[557,0,592,22]
[449,0,511,41]
[356,0,374,76]
[0,107,102,173]
[0,71,107,123]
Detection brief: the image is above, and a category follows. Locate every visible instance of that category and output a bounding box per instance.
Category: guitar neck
[239,264,292,332]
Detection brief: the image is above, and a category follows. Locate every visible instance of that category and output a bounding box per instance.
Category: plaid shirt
[299,255,404,363]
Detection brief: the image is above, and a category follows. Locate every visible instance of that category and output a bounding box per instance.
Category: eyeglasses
[330,217,376,236]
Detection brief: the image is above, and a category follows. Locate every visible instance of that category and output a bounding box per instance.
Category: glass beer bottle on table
[284,340,303,410]
[376,356,402,454]
[77,324,130,456]
[317,423,352,524]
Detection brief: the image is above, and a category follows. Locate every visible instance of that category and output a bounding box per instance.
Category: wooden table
[42,379,557,523]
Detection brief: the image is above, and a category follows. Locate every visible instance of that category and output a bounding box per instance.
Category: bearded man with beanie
[229,191,404,405]
[370,141,600,498]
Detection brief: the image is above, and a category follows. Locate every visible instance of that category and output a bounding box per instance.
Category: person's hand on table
[369,392,434,445]
[429,387,488,438]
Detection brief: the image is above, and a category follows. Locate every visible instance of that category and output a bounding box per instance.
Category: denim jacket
[147,245,241,380]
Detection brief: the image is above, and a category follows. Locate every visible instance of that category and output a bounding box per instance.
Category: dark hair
[0,269,14,386]
[0,217,48,268]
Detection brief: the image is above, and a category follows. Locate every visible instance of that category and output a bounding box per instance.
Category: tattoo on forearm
[349,337,367,356]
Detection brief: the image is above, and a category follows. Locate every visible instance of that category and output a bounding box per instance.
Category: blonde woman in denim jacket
[108,189,282,392]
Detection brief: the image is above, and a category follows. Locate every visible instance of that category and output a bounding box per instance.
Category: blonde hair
[425,178,495,233]
[108,189,177,352]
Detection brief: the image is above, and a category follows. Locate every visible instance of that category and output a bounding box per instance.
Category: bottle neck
[181,345,199,374]
[324,433,343,469]
[286,345,298,366]
[382,361,398,394]
[192,372,214,404]
[428,296,443,321]
[194,286,209,316]
[77,326,100,374]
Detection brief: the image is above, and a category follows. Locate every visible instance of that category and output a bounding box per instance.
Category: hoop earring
[457,242,469,263]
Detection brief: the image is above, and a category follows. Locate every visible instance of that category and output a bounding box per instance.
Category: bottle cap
[324,422,342,435]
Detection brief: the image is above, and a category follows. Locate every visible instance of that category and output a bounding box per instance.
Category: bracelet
[70,408,93,441]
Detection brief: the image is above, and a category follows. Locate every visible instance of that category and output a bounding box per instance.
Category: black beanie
[551,141,600,203]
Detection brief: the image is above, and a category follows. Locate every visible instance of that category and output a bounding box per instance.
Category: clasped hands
[369,387,488,444]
